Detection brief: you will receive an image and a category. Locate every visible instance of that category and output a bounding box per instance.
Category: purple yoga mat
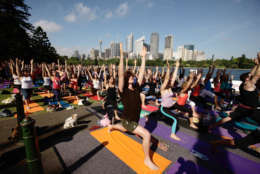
[139,118,260,174]
[166,157,213,174]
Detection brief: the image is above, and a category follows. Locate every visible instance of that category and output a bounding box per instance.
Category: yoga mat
[37,92,54,98]
[91,127,172,174]
[90,95,103,101]
[14,102,44,117]
[139,118,260,174]
[49,100,71,108]
[83,93,94,97]
[140,110,151,118]
[63,96,78,104]
[142,105,159,112]
[166,157,213,174]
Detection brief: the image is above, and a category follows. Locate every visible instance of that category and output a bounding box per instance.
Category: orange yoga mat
[14,102,44,118]
[63,96,78,104]
[37,92,54,98]
[91,127,171,174]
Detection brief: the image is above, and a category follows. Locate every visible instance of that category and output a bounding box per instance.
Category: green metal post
[21,117,44,174]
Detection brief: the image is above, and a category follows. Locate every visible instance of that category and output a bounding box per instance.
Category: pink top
[52,77,60,89]
[161,90,175,108]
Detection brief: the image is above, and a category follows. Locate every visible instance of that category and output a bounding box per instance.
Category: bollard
[21,117,44,174]
[15,93,25,126]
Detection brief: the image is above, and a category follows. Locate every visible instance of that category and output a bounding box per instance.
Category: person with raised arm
[209,53,260,131]
[160,59,181,140]
[45,63,62,109]
[9,58,21,91]
[108,43,159,170]
[19,59,34,111]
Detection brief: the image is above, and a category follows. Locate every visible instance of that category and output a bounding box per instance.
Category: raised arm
[160,61,170,91]
[138,46,146,86]
[250,56,260,84]
[181,72,194,93]
[126,57,129,71]
[15,58,21,77]
[170,59,180,87]
[44,64,51,77]
[133,59,137,74]
[118,43,124,93]
[30,59,34,76]
[191,71,202,89]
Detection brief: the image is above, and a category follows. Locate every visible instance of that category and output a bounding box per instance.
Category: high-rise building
[110,42,120,58]
[150,32,159,59]
[126,33,134,53]
[105,48,111,59]
[184,44,194,51]
[99,40,102,58]
[164,35,173,60]
[135,36,145,57]
[90,48,99,59]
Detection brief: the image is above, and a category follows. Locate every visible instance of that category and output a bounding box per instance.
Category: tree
[0,0,33,60]
[30,26,58,62]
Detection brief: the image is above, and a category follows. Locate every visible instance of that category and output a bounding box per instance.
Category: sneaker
[66,106,74,110]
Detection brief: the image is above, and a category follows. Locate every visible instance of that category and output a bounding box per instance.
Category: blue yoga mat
[139,118,260,174]
[49,100,71,108]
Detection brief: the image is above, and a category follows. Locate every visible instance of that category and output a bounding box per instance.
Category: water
[148,67,249,81]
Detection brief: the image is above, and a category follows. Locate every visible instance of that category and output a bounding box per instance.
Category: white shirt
[21,76,34,89]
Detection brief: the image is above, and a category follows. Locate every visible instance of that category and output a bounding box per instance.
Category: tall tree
[30,26,58,62]
[0,0,33,60]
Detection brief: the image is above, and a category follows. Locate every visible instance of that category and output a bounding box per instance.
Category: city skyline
[27,0,260,59]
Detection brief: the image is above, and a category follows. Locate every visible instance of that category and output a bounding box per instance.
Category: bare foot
[144,159,159,170]
[190,123,198,130]
[170,133,181,141]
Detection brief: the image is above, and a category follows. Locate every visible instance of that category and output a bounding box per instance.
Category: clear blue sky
[26,0,260,59]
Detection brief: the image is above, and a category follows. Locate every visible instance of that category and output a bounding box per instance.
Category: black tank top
[120,85,141,122]
[240,84,259,108]
[106,87,117,102]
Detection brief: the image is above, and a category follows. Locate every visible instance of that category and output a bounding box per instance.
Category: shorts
[44,85,52,91]
[21,88,32,100]
[121,119,138,132]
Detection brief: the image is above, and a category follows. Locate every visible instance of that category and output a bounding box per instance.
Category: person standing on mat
[108,43,159,170]
[160,59,181,140]
[209,54,260,131]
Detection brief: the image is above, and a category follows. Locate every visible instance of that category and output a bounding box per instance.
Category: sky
[26,0,260,59]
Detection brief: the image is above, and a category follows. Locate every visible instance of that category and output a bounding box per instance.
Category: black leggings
[235,129,260,149]
[164,103,193,118]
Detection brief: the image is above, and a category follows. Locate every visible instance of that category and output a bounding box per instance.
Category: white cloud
[65,13,76,22]
[65,3,97,23]
[105,11,113,19]
[115,2,128,16]
[34,20,62,32]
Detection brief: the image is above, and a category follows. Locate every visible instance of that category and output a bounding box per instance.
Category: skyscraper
[150,32,159,59]
[126,33,134,53]
[135,36,145,57]
[164,35,173,60]
[110,42,120,58]
[99,40,102,58]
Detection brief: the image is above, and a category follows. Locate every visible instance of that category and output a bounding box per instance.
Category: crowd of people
[1,46,260,170]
